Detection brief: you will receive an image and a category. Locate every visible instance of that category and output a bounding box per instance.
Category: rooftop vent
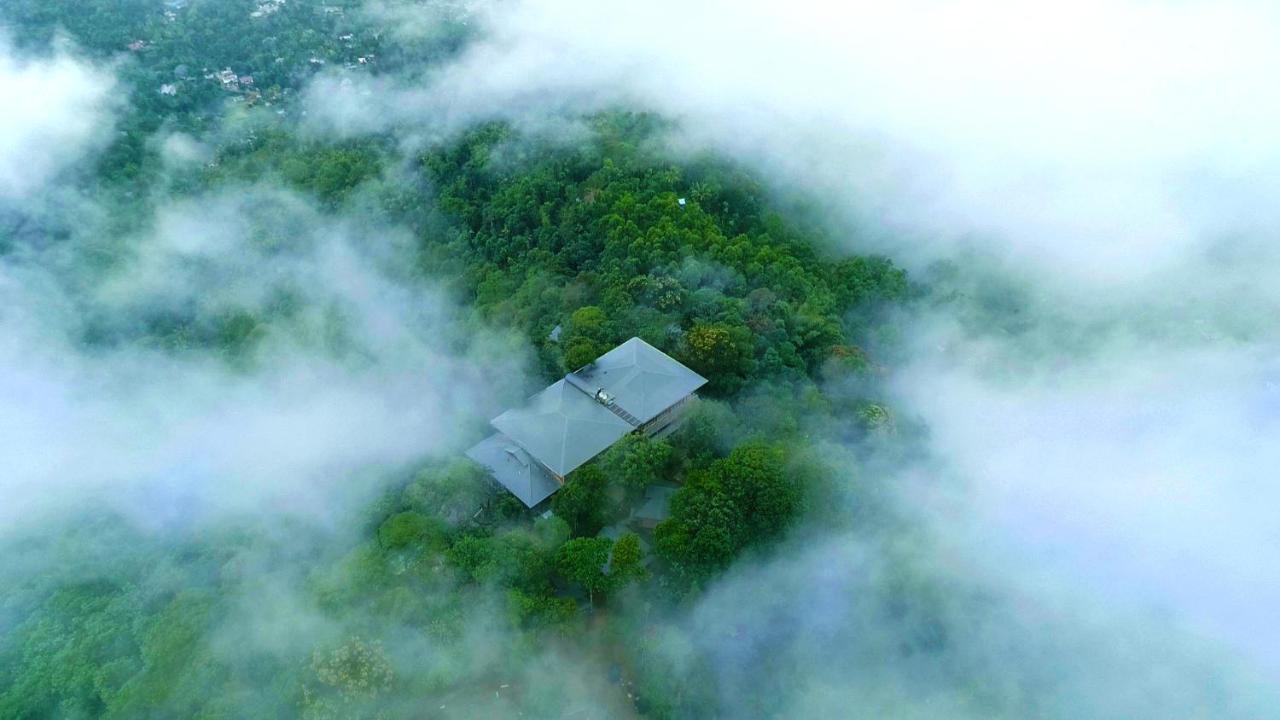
[564,372,640,427]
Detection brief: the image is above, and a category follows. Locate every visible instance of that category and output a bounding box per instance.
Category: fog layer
[321,0,1280,685]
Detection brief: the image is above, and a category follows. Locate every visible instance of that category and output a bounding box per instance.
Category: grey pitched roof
[472,337,706,507]
[598,524,652,550]
[491,379,633,477]
[573,337,707,423]
[632,484,679,522]
[465,433,562,507]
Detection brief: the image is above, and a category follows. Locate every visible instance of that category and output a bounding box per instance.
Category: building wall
[641,394,697,437]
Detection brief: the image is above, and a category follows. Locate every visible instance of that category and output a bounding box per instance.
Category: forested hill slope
[0,4,919,718]
[5,2,1274,719]
[419,119,909,392]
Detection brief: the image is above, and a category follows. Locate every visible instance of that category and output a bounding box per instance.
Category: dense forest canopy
[1,2,1276,719]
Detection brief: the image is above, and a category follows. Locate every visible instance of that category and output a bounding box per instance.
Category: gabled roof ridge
[484,336,705,482]
[558,412,569,474]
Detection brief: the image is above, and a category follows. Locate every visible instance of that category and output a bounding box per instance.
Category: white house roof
[465,433,562,507]
[491,379,633,477]
[469,337,706,507]
[572,337,707,423]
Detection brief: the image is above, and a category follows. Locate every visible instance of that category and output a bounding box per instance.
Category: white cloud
[0,188,525,533]
[891,311,1280,676]
[328,0,1280,686]
[317,0,1280,286]
[0,37,115,199]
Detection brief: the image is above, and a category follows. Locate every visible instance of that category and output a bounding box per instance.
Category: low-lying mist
[0,36,116,200]
[302,0,1280,701]
[1,182,524,534]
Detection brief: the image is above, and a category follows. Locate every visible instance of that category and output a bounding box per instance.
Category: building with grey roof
[467,337,707,507]
[631,484,679,529]
[490,380,635,478]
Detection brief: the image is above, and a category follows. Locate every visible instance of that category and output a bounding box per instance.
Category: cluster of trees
[0,522,268,718]
[418,117,910,393]
[205,130,388,208]
[656,442,802,588]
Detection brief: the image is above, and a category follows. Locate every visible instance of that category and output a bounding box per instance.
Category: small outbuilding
[630,484,678,530]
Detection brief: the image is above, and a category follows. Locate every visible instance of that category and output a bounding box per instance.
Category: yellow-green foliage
[301,637,394,720]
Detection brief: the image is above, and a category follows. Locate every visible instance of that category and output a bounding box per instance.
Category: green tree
[507,589,578,629]
[447,530,555,595]
[402,461,491,522]
[0,582,143,718]
[681,322,755,394]
[563,336,607,371]
[552,464,609,536]
[556,537,614,606]
[568,305,609,340]
[654,480,743,587]
[668,399,734,466]
[599,434,673,491]
[377,511,446,551]
[655,442,799,588]
[561,305,612,369]
[714,442,798,539]
[300,637,394,720]
[105,594,221,718]
[608,533,648,587]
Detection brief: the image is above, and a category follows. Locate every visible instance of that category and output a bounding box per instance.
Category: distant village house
[216,68,239,90]
[250,0,286,18]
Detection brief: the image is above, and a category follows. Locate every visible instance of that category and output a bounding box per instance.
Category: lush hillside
[0,4,917,718]
[8,3,1268,720]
